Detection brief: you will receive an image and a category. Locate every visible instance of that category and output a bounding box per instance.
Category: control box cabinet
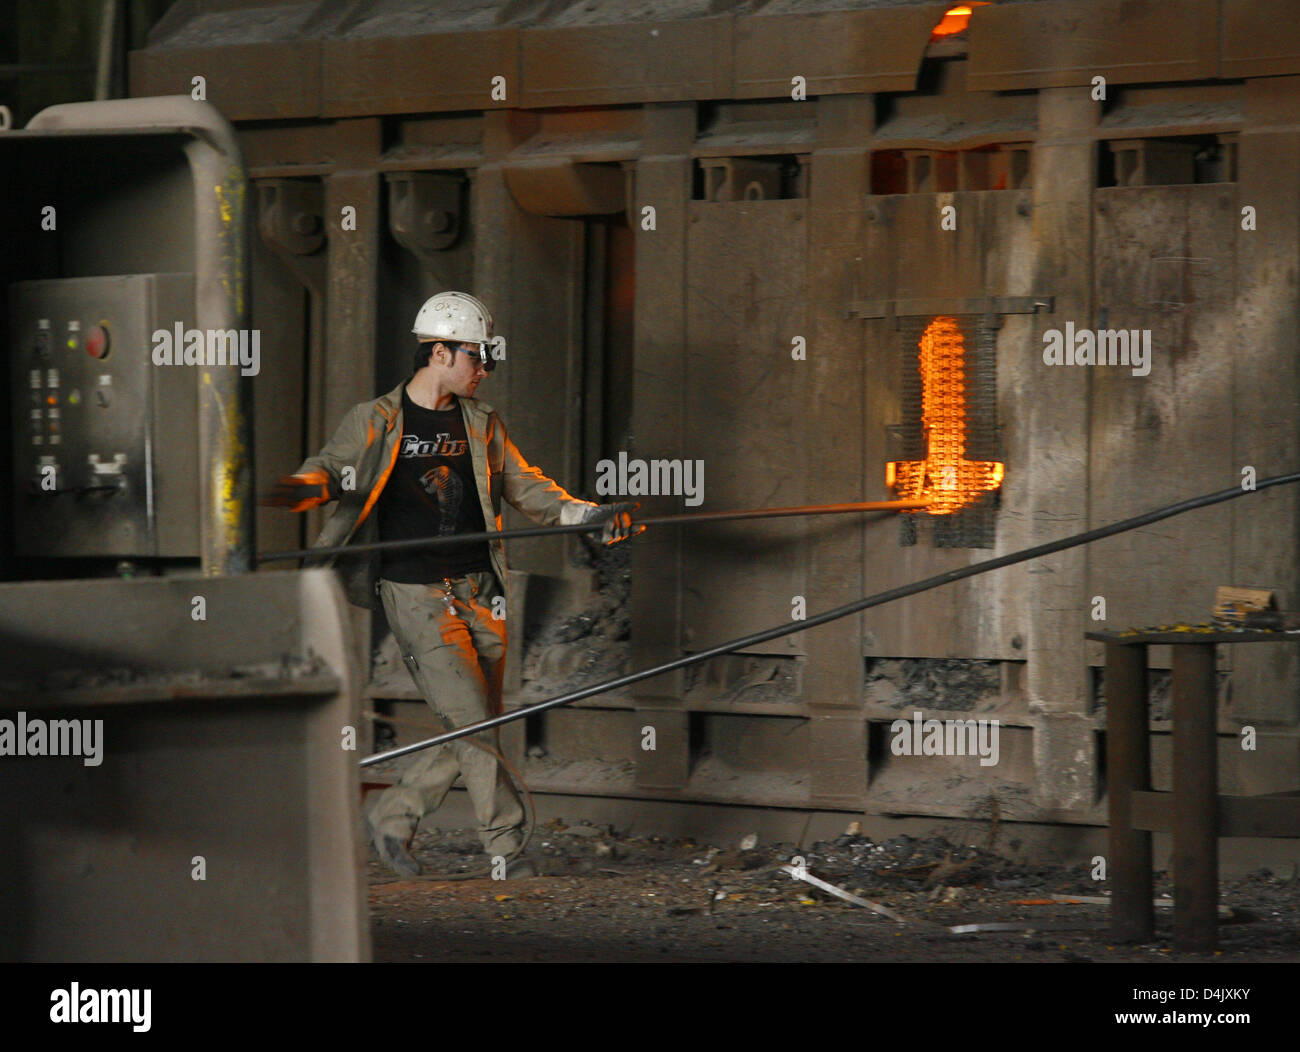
[10,274,198,558]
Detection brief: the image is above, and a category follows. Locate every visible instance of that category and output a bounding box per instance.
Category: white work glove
[581,502,644,546]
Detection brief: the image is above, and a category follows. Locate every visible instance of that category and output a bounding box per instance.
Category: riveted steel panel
[682,199,807,656]
[967,0,1218,91]
[321,29,519,116]
[1088,185,1236,645]
[733,6,941,98]
[1222,0,1300,78]
[519,18,731,108]
[130,43,323,121]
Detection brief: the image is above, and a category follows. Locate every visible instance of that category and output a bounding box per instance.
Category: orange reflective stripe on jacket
[289,469,332,512]
[354,407,400,532]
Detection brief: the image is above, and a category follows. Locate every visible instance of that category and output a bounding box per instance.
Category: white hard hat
[412,291,494,344]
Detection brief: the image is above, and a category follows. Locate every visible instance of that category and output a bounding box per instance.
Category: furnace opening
[929,3,991,42]
[889,315,1003,547]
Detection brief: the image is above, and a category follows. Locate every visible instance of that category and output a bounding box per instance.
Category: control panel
[10,274,198,558]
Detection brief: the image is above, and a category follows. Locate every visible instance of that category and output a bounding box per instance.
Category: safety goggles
[456,343,497,372]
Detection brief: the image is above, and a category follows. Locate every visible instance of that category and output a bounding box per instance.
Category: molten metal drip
[888,316,1004,515]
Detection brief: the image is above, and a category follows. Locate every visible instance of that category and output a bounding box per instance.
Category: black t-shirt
[378,388,492,582]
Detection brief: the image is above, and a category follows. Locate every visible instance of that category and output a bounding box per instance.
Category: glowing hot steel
[887,316,1004,515]
[930,3,990,41]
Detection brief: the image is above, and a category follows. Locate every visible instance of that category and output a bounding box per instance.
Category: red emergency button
[85,324,110,359]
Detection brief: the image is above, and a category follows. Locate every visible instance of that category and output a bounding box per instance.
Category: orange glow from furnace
[888,316,1003,515]
[930,3,990,40]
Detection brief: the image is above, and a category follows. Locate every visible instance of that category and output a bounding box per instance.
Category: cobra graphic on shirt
[419,465,463,536]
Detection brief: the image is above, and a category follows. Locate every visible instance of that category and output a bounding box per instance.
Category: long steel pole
[360,473,1300,768]
[257,497,931,564]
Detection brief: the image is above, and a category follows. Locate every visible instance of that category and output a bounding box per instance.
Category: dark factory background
[2,0,1299,961]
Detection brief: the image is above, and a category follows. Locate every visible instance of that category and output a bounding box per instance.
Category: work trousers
[369,572,525,858]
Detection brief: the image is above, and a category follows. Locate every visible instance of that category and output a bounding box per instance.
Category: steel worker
[264,292,637,878]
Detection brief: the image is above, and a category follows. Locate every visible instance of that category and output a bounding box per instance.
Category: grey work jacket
[292,381,595,609]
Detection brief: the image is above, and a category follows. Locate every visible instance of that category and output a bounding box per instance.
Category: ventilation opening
[693,155,807,201]
[867,720,891,786]
[871,144,1031,194]
[1099,134,1236,188]
[865,657,1003,710]
[688,710,708,775]
[524,709,546,755]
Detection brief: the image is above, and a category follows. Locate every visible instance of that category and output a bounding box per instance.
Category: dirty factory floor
[367,821,1300,964]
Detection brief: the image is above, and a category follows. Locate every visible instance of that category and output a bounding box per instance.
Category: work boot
[504,855,538,880]
[366,813,421,878]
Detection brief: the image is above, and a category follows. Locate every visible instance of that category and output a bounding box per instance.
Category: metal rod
[361,472,1300,767]
[94,0,121,102]
[258,498,931,564]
